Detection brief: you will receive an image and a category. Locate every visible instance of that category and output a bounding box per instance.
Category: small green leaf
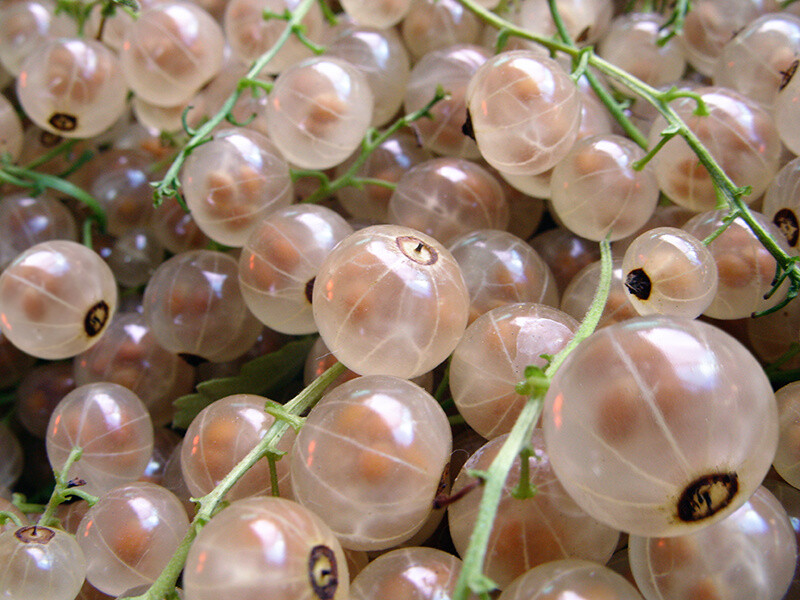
[172,336,317,428]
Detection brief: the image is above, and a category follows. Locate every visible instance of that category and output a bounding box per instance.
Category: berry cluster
[1,1,800,600]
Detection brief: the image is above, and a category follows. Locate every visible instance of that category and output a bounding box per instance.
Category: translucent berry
[628,486,797,600]
[239,205,353,335]
[450,431,620,589]
[76,482,189,596]
[46,382,154,496]
[0,525,86,600]
[340,0,413,29]
[327,25,410,127]
[290,375,451,550]
[184,497,350,600]
[266,57,373,170]
[312,225,470,379]
[120,1,224,107]
[0,193,78,271]
[143,250,262,363]
[543,317,778,537]
[403,44,489,159]
[74,312,194,427]
[388,158,510,245]
[466,50,582,176]
[497,559,642,600]
[182,128,293,247]
[17,38,127,138]
[621,227,718,319]
[401,0,483,61]
[0,240,117,360]
[449,230,558,323]
[0,93,23,163]
[649,87,781,212]
[550,134,659,242]
[224,0,324,74]
[180,394,296,500]
[350,547,467,600]
[450,303,577,439]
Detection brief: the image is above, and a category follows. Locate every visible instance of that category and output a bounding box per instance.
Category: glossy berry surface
[543,316,778,537]
[312,225,469,379]
[184,496,350,600]
[290,375,451,551]
[0,525,86,600]
[466,50,581,176]
[46,382,154,497]
[621,227,718,319]
[450,303,577,439]
[76,482,189,596]
[0,240,117,360]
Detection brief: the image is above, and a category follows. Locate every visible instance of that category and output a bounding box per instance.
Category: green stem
[267,454,281,497]
[82,217,96,249]
[548,0,648,149]
[351,177,397,191]
[122,361,347,600]
[657,0,690,46]
[37,447,85,528]
[453,397,545,597]
[0,511,24,528]
[302,88,448,204]
[510,446,537,499]
[434,360,451,405]
[765,343,800,377]
[11,494,46,515]
[451,239,613,600]
[632,126,678,171]
[151,0,319,205]
[0,162,107,230]
[23,139,77,170]
[702,210,740,246]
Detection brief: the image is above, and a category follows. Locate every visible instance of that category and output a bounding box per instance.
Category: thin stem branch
[150,0,319,205]
[302,88,448,204]
[37,447,93,528]
[451,239,613,600]
[23,139,77,170]
[0,161,107,230]
[122,361,347,600]
[0,511,24,528]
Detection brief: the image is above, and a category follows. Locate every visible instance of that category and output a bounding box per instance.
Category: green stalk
[301,88,448,204]
[37,447,98,528]
[151,0,319,205]
[451,240,613,600]
[122,361,347,600]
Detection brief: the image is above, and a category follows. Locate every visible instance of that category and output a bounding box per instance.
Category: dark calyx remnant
[677,472,738,522]
[84,300,110,337]
[780,59,799,91]
[39,130,62,147]
[305,277,315,304]
[396,235,438,266]
[774,208,799,248]
[48,113,78,132]
[16,525,55,544]
[462,108,476,141]
[625,268,652,301]
[309,544,339,600]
